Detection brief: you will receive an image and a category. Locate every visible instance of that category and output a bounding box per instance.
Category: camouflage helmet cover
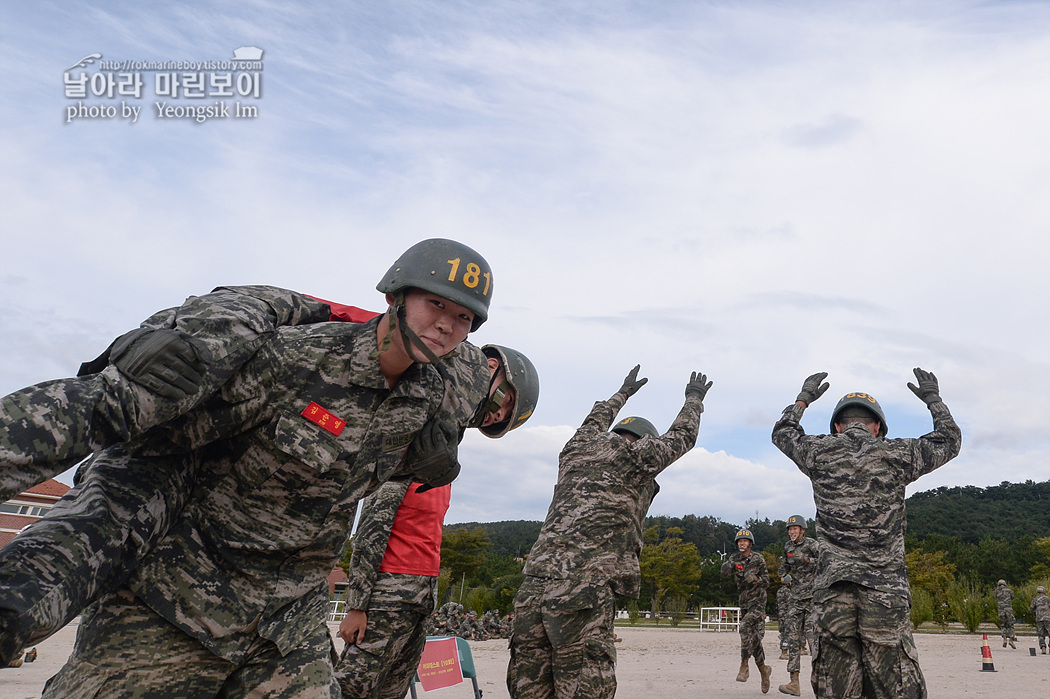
[830,392,888,437]
[611,416,659,440]
[735,529,755,543]
[479,344,540,438]
[376,238,493,331]
[786,515,807,529]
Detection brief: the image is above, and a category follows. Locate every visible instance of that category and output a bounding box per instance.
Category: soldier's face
[481,360,517,427]
[390,290,474,360]
[737,539,751,554]
[788,525,803,543]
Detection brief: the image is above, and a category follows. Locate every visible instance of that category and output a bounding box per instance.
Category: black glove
[618,365,648,398]
[796,372,829,406]
[907,367,941,405]
[109,328,212,400]
[685,371,712,401]
[405,419,461,493]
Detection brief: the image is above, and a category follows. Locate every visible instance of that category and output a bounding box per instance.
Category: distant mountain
[447,481,1050,558]
[905,480,1050,543]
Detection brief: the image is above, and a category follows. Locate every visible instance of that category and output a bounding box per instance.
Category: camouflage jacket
[123,309,489,663]
[0,285,330,502]
[996,585,1013,612]
[772,400,962,597]
[721,550,769,609]
[778,536,821,601]
[1030,594,1050,622]
[343,479,446,613]
[522,391,702,600]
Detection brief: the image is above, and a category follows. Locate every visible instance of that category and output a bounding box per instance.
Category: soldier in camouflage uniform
[506,365,710,699]
[995,580,1017,649]
[1031,586,1050,654]
[721,529,773,693]
[772,369,962,699]
[0,274,510,667]
[3,241,498,695]
[777,514,819,696]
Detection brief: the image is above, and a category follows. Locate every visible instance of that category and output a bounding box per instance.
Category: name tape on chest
[301,402,346,436]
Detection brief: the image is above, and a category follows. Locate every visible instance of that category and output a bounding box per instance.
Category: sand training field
[3,621,1049,698]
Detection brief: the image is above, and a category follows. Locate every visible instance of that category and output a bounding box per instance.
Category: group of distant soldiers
[425,602,513,640]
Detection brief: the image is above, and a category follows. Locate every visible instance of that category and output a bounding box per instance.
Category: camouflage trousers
[507,577,617,699]
[42,589,339,698]
[998,608,1016,640]
[0,445,195,664]
[783,596,814,673]
[335,574,436,699]
[810,583,926,699]
[1036,620,1050,648]
[738,602,766,665]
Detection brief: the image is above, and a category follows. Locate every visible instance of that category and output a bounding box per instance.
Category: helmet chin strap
[371,293,453,380]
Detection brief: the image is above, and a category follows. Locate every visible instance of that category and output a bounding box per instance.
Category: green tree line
[432,479,1050,626]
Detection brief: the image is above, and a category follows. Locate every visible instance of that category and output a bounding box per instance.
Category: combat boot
[778,671,801,696]
[1042,646,1047,655]
[1002,638,1008,648]
[1009,638,1017,649]
[758,661,772,693]
[736,657,749,682]
[779,648,788,660]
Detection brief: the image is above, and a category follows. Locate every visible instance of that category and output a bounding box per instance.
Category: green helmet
[478,345,540,439]
[735,529,755,543]
[997,579,1006,586]
[1039,586,1047,594]
[376,238,493,331]
[786,515,807,529]
[830,392,888,437]
[611,416,659,440]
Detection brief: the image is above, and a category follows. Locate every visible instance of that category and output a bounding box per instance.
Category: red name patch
[301,402,346,436]
[735,564,744,570]
[787,552,794,557]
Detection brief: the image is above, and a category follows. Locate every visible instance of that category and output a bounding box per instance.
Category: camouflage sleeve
[439,342,491,432]
[772,402,816,476]
[720,559,733,577]
[755,553,770,588]
[1,287,331,501]
[629,394,702,477]
[901,400,962,483]
[344,479,412,610]
[566,393,627,448]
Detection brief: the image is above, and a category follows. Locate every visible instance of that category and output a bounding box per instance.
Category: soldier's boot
[779,648,788,660]
[778,671,801,696]
[1042,646,1047,655]
[1009,638,1017,649]
[1002,637,1008,648]
[736,657,749,682]
[6,651,23,669]
[0,609,29,668]
[800,644,809,655]
[759,661,773,694]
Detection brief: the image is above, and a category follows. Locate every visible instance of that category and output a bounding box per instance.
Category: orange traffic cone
[981,634,996,672]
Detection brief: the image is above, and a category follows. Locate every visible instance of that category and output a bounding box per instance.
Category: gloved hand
[907,367,941,405]
[618,365,648,398]
[782,573,793,586]
[685,371,712,401]
[744,572,757,584]
[796,372,829,406]
[110,328,212,400]
[405,419,461,493]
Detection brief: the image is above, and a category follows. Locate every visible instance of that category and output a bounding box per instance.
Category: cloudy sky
[2,1,1048,529]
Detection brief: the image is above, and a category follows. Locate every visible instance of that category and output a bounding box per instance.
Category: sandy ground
[3,621,1050,698]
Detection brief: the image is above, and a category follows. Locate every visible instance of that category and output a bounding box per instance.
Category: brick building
[0,479,70,547]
